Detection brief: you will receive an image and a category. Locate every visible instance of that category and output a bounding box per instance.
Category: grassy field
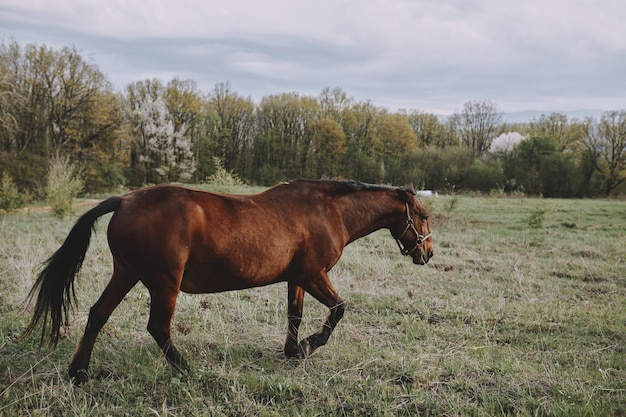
[1,189,625,416]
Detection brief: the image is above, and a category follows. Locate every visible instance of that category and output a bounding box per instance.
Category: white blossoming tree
[490,131,526,155]
[135,96,195,182]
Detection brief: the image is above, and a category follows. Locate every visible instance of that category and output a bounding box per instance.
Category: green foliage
[0,172,25,211]
[45,154,84,217]
[204,157,244,192]
[410,145,474,191]
[93,162,127,190]
[445,195,459,213]
[342,140,383,183]
[463,157,505,192]
[309,118,347,178]
[527,205,548,229]
[506,136,582,197]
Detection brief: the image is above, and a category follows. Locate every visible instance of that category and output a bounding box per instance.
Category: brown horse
[23,180,433,384]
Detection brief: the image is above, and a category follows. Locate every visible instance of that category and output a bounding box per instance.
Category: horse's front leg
[298,271,345,357]
[284,282,305,358]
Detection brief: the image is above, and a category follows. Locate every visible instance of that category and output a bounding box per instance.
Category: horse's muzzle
[413,250,433,265]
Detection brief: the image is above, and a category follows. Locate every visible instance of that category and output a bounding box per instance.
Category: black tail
[22,196,123,349]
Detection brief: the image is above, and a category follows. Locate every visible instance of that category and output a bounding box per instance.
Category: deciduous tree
[308,118,346,178]
[0,41,123,192]
[134,96,195,183]
[404,110,446,147]
[582,111,626,196]
[454,100,503,156]
[209,82,255,173]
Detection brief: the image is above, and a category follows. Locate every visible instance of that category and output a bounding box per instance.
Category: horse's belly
[178,261,288,294]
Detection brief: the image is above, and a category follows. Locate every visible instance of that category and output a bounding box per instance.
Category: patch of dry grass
[1,194,625,416]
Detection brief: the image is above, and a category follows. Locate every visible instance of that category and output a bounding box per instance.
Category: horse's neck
[339,192,399,244]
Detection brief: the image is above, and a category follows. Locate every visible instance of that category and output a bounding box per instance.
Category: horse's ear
[396,188,414,202]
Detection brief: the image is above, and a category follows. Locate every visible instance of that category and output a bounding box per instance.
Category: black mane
[288,179,415,195]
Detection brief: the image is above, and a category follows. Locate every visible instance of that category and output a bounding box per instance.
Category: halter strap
[395,203,431,256]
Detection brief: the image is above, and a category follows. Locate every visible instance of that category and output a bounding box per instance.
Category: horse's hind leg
[69,264,138,385]
[146,278,189,373]
[298,271,345,357]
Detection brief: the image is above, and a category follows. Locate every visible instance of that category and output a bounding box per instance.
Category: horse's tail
[22,196,123,349]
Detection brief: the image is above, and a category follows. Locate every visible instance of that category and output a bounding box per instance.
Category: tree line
[1,40,625,202]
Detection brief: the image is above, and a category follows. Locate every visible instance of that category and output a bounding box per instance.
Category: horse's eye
[421,215,428,221]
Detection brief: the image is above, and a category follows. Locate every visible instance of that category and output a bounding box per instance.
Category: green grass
[1,192,625,416]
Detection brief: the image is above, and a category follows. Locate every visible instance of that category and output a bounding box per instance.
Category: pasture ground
[1,190,625,416]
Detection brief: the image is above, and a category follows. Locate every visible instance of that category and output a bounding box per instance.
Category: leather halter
[395,203,431,256]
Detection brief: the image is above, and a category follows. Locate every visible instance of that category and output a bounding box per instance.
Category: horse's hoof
[173,359,191,374]
[69,369,89,386]
[284,346,305,359]
[285,340,311,359]
[297,339,313,357]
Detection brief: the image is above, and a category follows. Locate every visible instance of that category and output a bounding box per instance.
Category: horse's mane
[287,179,415,195]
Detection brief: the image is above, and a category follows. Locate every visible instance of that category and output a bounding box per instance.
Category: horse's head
[392,188,433,265]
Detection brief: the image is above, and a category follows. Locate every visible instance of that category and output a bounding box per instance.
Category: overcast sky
[1,0,625,114]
